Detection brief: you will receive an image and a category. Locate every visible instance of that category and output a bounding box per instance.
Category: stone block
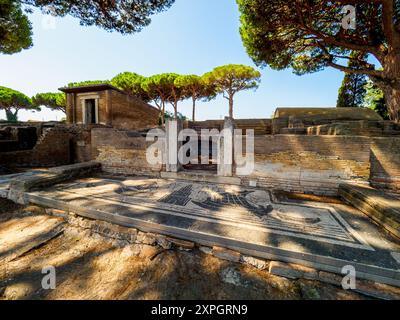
[136,231,157,245]
[269,261,318,280]
[166,237,195,250]
[240,255,268,270]
[199,246,212,255]
[318,271,342,286]
[156,235,172,249]
[212,246,241,263]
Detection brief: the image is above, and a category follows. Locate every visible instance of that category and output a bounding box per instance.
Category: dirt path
[0,198,366,300]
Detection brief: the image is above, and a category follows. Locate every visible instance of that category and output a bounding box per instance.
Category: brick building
[59,84,159,131]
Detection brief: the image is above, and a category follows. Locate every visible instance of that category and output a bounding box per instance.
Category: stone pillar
[105,90,112,126]
[218,117,235,177]
[165,119,183,172]
[66,93,74,124]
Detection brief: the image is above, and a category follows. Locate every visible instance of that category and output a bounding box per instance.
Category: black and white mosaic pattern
[54,178,373,250]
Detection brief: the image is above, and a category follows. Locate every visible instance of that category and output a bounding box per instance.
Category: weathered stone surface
[355,280,400,300]
[0,215,65,263]
[318,271,342,286]
[220,267,249,287]
[199,246,212,255]
[136,231,157,245]
[212,246,241,263]
[269,261,318,280]
[45,208,68,217]
[339,183,400,239]
[156,235,172,250]
[241,255,268,270]
[166,237,195,250]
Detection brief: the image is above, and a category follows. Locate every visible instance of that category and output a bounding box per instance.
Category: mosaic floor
[23,176,400,286]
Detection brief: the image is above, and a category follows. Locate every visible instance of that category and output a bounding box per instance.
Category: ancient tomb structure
[60,83,160,131]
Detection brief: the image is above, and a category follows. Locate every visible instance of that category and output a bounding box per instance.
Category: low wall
[188,119,272,135]
[239,135,372,196]
[0,127,70,167]
[92,128,163,175]
[370,137,400,193]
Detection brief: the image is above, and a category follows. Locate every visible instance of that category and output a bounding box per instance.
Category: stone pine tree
[337,53,368,108]
[2,0,175,54]
[0,86,37,122]
[141,74,175,125]
[0,0,32,54]
[203,64,261,119]
[237,0,400,122]
[111,72,149,102]
[364,80,390,119]
[32,92,66,113]
[174,75,216,122]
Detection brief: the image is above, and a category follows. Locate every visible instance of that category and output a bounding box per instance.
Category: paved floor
[4,175,400,286]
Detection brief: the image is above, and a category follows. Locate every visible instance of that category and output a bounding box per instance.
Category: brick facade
[62,84,159,131]
[92,128,163,175]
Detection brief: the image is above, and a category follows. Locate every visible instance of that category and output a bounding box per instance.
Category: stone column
[105,90,112,126]
[66,93,74,124]
[165,119,183,172]
[218,117,235,177]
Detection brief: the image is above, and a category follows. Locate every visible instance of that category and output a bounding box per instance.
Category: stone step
[160,171,241,185]
[339,183,400,239]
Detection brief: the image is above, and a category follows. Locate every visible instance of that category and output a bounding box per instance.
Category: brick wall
[109,90,159,131]
[0,127,70,167]
[92,128,163,175]
[239,135,372,196]
[188,119,272,135]
[370,137,400,193]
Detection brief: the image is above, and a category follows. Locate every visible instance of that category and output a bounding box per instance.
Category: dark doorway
[85,99,97,124]
[182,137,217,172]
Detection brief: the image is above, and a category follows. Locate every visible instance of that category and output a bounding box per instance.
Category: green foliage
[237,0,384,74]
[174,74,216,121]
[0,0,33,54]
[1,1,175,54]
[21,0,175,33]
[164,110,187,121]
[67,80,110,87]
[364,81,389,120]
[337,53,368,108]
[0,86,36,122]
[32,92,66,113]
[111,72,149,101]
[203,64,261,118]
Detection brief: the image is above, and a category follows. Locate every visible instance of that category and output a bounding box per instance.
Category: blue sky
[0,0,346,121]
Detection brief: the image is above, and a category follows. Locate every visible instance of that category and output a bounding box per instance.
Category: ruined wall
[272,108,383,134]
[306,121,400,137]
[0,127,70,167]
[370,137,400,193]
[91,128,163,175]
[189,119,272,135]
[67,125,94,163]
[239,135,372,196]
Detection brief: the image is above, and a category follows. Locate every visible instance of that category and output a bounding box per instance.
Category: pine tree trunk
[174,101,178,119]
[192,97,196,122]
[161,101,165,125]
[382,51,400,122]
[228,95,234,119]
[5,109,18,122]
[384,86,400,122]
